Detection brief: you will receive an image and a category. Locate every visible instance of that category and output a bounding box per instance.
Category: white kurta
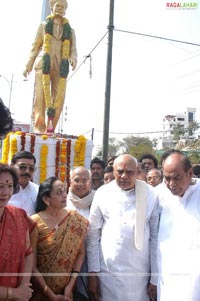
[157,181,200,301]
[9,181,39,216]
[87,180,159,301]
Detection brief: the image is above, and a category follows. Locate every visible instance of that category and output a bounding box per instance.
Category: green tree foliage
[118,136,155,159]
[96,136,155,160]
[188,121,199,136]
[96,137,120,158]
[172,123,186,141]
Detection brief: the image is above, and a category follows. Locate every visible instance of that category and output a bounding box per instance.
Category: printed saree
[31,210,88,297]
[0,206,33,288]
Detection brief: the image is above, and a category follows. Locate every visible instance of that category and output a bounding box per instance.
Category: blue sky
[0,0,199,149]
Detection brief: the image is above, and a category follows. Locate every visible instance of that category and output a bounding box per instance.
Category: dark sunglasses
[17,164,36,172]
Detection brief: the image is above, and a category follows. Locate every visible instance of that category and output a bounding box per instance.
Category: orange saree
[31,210,88,298]
[0,206,33,288]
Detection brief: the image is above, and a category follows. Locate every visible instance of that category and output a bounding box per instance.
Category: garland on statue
[42,14,72,118]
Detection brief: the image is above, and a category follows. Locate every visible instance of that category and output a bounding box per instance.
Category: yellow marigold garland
[40,144,48,183]
[1,132,13,163]
[74,135,86,166]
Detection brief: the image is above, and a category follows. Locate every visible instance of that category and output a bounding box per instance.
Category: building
[157,108,197,150]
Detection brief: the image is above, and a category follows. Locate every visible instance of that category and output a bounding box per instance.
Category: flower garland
[66,140,71,191]
[55,141,61,177]
[74,136,86,166]
[9,137,18,162]
[59,139,67,183]
[20,132,26,151]
[40,144,48,183]
[30,134,36,153]
[42,14,72,117]
[1,132,13,163]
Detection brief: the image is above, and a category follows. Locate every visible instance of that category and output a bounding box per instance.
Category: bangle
[7,287,12,299]
[43,285,48,293]
[70,271,79,279]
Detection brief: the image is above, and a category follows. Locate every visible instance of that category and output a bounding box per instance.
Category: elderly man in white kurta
[87,154,159,301]
[156,149,200,301]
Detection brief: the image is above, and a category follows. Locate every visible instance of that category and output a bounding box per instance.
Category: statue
[23,0,77,133]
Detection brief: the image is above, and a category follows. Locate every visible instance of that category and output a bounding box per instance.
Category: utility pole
[102,0,115,163]
[41,0,50,20]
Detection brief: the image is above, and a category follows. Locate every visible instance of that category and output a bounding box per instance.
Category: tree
[96,137,120,158]
[118,136,155,159]
[172,123,186,142]
[188,121,199,136]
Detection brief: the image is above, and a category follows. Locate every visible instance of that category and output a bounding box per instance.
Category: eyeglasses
[16,164,36,172]
[146,176,160,181]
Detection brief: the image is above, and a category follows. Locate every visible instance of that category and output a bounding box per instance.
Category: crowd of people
[0,97,200,301]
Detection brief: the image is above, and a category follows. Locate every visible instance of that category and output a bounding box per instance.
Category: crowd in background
[1,97,200,301]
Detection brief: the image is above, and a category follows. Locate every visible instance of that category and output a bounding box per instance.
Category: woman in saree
[30,177,88,301]
[0,163,33,301]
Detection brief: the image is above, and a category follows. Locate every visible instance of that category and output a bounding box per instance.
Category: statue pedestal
[1,132,93,187]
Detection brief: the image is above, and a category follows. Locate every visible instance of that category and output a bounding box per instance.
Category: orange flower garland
[59,140,67,183]
[21,132,26,151]
[40,144,48,183]
[55,141,60,177]
[30,134,36,153]
[74,135,86,166]
[66,140,71,191]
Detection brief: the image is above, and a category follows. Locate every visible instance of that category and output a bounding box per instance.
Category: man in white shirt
[67,166,95,300]
[87,154,159,301]
[156,149,200,301]
[9,151,39,215]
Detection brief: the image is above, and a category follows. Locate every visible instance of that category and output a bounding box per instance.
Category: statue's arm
[69,28,77,71]
[23,23,44,78]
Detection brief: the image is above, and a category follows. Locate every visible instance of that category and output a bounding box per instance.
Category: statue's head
[49,0,68,14]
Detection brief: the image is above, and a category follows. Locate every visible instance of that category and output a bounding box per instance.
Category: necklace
[41,209,66,230]
[42,14,72,118]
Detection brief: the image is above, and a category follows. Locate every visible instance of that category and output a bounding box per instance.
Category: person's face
[114,156,137,191]
[70,170,91,198]
[91,163,104,180]
[53,0,67,16]
[146,170,162,187]
[46,180,67,209]
[104,172,115,184]
[141,159,155,173]
[162,154,193,197]
[0,172,14,209]
[12,158,35,188]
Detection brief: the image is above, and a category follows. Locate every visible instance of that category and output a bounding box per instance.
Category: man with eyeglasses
[146,168,163,187]
[9,151,39,215]
[67,166,95,300]
[156,149,200,301]
[87,154,159,301]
